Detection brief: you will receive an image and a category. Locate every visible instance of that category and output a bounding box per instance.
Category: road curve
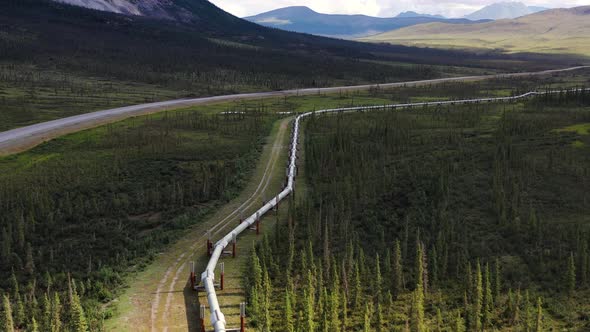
[0,66,588,155]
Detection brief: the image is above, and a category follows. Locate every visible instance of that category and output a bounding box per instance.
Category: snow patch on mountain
[54,0,143,15]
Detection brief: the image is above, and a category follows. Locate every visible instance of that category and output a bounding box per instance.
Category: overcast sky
[208,0,588,18]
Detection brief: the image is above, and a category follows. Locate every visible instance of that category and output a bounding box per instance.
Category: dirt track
[106,118,290,331]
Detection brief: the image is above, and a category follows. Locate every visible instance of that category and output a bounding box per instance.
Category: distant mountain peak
[396,11,444,19]
[257,6,317,16]
[246,6,475,38]
[465,2,548,20]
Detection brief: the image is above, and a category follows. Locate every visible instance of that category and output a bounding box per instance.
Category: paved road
[0,65,588,155]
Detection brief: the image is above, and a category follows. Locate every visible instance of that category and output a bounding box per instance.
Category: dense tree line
[0,110,273,331]
[244,92,590,330]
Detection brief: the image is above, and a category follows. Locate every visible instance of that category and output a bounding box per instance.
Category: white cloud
[208,0,589,18]
[254,17,292,25]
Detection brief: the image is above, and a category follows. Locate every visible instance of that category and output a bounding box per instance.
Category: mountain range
[245,6,480,38]
[395,11,445,19]
[8,0,547,99]
[364,6,590,56]
[26,0,585,64]
[464,1,548,20]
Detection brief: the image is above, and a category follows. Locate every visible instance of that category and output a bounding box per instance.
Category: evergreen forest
[245,90,590,331]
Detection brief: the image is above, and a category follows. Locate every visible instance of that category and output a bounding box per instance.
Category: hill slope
[364,6,590,56]
[465,1,548,20]
[245,6,479,38]
[4,0,578,132]
[1,0,458,90]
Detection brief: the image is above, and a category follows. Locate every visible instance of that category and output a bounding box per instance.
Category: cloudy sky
[208,0,587,18]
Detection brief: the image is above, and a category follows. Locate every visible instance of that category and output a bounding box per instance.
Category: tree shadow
[184,272,201,332]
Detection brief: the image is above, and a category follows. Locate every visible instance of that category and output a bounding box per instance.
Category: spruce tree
[375,300,383,332]
[472,261,483,332]
[329,274,340,332]
[410,244,425,332]
[51,292,62,332]
[454,311,465,332]
[505,289,514,322]
[430,247,438,291]
[534,297,543,332]
[285,289,294,332]
[250,286,260,327]
[248,250,263,322]
[1,227,10,263]
[42,294,51,332]
[25,242,35,275]
[304,270,315,332]
[393,239,403,299]
[10,273,19,301]
[318,286,328,332]
[70,286,88,332]
[436,308,443,332]
[31,317,39,332]
[523,290,531,332]
[422,248,429,295]
[353,263,362,311]
[15,294,25,329]
[2,295,14,332]
[341,288,348,331]
[483,263,493,330]
[363,302,372,332]
[513,289,521,326]
[463,291,470,330]
[262,270,272,332]
[466,262,473,299]
[375,254,383,301]
[384,249,392,277]
[494,258,501,305]
[385,291,393,323]
[567,252,576,297]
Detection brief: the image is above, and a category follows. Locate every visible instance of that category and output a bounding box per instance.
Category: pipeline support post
[206,231,212,256]
[200,304,206,332]
[220,262,225,291]
[240,302,246,332]
[256,212,260,235]
[190,261,196,290]
[232,233,237,258]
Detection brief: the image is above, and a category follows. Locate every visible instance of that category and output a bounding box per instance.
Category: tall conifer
[2,295,14,332]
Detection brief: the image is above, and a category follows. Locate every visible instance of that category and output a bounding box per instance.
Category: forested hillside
[245,89,590,331]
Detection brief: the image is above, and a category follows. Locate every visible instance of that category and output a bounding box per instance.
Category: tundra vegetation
[244,89,590,331]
